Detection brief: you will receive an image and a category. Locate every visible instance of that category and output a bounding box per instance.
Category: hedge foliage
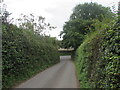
[75,21,120,88]
[2,24,59,88]
[98,26,120,88]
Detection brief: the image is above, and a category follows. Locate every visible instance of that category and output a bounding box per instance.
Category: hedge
[2,24,59,88]
[75,25,120,88]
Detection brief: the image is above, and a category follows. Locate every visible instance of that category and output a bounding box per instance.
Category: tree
[70,3,114,21]
[60,19,94,49]
[60,3,115,50]
[2,11,12,24]
[17,14,56,34]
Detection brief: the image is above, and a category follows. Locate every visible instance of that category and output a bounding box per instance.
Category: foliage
[75,18,120,88]
[70,3,114,21]
[17,14,56,34]
[1,9,13,25]
[75,30,99,88]
[97,26,120,88]
[60,19,94,50]
[2,23,59,88]
[60,3,115,50]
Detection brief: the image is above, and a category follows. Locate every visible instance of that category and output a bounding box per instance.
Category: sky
[1,0,120,40]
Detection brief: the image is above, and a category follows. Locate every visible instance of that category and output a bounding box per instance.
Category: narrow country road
[15,56,79,88]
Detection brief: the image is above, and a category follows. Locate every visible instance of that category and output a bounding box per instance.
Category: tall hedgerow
[75,16,120,88]
[2,13,59,88]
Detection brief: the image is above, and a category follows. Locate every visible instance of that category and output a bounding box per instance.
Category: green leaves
[2,24,59,88]
[60,3,115,50]
[61,19,94,50]
[17,14,56,34]
[70,3,114,21]
[75,16,120,88]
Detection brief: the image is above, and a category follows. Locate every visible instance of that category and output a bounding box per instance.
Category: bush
[75,31,100,88]
[2,24,59,88]
[75,25,120,88]
[97,27,120,88]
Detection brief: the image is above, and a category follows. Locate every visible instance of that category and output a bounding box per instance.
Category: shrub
[2,24,59,88]
[75,25,120,88]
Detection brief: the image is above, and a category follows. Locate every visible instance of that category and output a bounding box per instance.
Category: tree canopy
[60,3,115,50]
[70,3,114,21]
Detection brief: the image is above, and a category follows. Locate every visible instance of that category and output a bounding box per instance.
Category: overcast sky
[2,0,120,40]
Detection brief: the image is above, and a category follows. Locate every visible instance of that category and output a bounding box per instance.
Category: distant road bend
[16,56,79,88]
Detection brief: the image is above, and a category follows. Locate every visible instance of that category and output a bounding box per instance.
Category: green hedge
[75,31,99,88]
[2,24,59,88]
[75,26,120,88]
[97,27,120,88]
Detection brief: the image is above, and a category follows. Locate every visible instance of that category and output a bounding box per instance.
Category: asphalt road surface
[16,56,79,88]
